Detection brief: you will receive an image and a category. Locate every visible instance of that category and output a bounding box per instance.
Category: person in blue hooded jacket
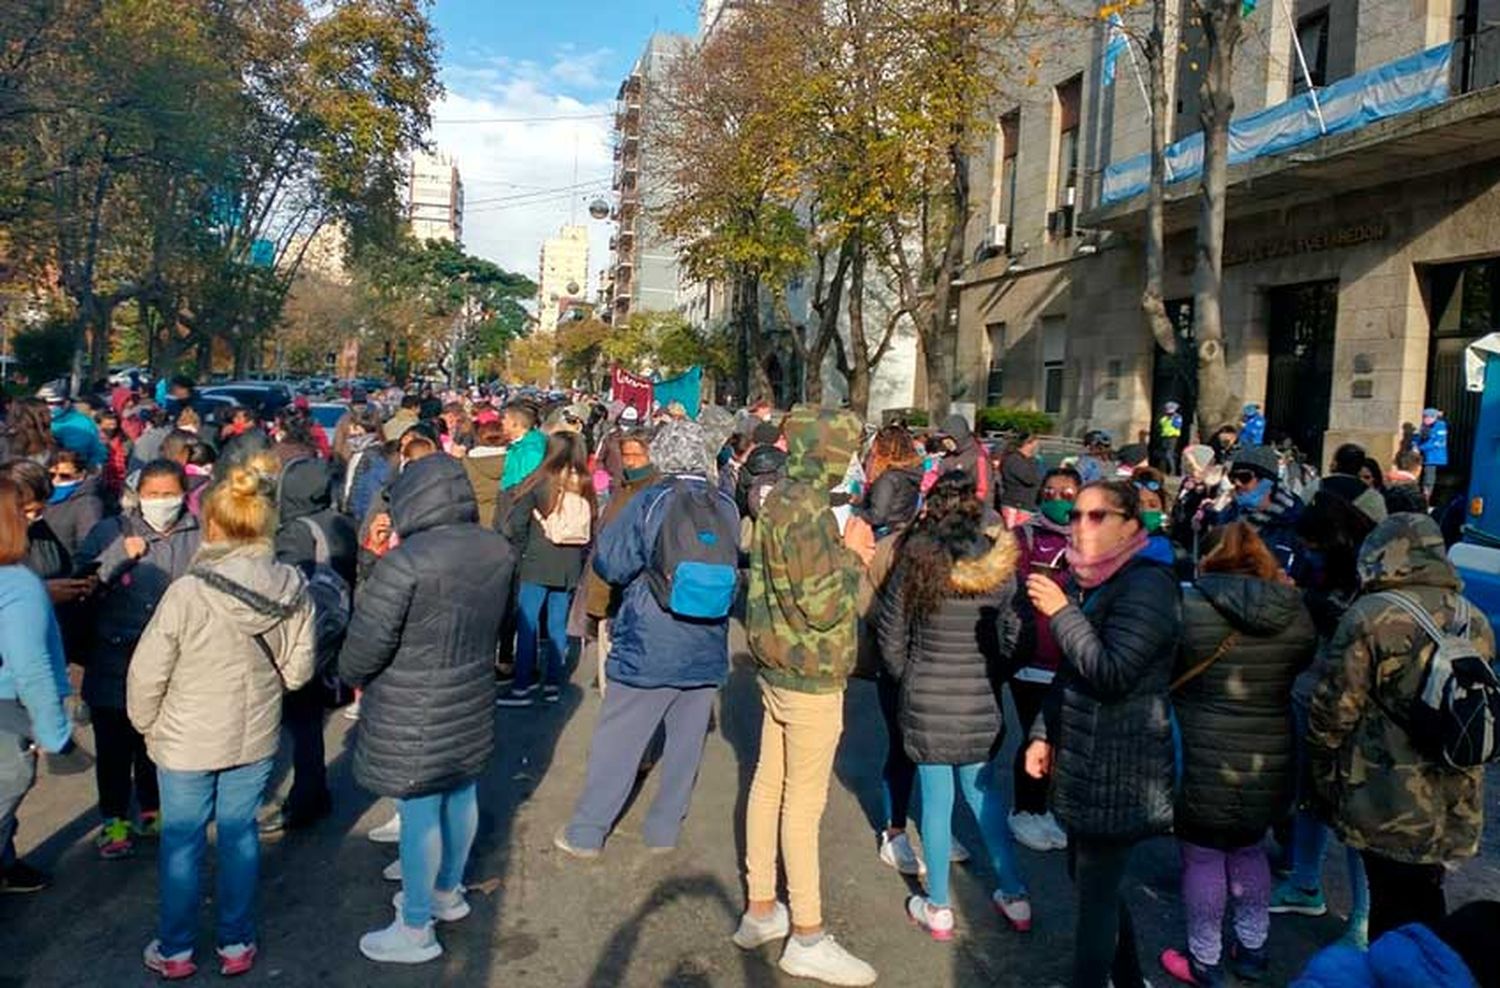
[1291,901,1498,988]
[1240,404,1266,448]
[1417,408,1447,492]
[38,386,105,469]
[555,419,738,858]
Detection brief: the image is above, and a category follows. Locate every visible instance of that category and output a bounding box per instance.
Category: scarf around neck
[1066,527,1149,588]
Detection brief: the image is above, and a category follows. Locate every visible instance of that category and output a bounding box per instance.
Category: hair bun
[226,464,276,500]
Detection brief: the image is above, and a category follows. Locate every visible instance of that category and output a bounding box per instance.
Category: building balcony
[611,156,639,191]
[1082,34,1500,235]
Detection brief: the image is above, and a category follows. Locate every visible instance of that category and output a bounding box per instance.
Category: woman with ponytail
[877,471,1031,941]
[127,454,316,979]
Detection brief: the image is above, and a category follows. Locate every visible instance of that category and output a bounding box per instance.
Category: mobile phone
[71,560,101,579]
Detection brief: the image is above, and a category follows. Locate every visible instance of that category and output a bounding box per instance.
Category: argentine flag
[1101,13,1127,87]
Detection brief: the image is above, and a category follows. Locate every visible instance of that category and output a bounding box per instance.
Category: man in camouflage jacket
[735,405,877,985]
[1307,512,1495,938]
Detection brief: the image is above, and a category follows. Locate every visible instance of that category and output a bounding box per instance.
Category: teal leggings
[916,761,1026,907]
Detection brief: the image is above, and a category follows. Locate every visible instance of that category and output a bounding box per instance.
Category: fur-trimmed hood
[948,528,1020,595]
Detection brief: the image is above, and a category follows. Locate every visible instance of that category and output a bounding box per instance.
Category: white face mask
[140,496,184,533]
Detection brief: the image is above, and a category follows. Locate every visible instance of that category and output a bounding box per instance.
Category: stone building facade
[956,0,1500,497]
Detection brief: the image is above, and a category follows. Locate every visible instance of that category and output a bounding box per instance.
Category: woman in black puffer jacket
[1024,480,1181,988]
[339,455,515,964]
[878,471,1030,942]
[1161,521,1316,985]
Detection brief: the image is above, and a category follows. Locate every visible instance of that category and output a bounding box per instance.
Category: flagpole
[1279,0,1328,133]
[1120,33,1174,180]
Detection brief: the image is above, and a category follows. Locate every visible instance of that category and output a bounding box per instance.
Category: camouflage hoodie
[747,405,865,693]
[1308,513,1495,865]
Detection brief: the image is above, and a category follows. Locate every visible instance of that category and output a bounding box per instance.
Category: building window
[986,322,1006,405]
[1292,10,1329,93]
[1042,314,1066,415]
[1104,359,1122,401]
[1054,76,1081,211]
[997,111,1020,237]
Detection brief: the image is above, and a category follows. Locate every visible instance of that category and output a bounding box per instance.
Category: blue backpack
[645,480,739,620]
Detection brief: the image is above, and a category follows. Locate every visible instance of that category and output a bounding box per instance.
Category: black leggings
[1362,851,1447,940]
[92,706,158,820]
[1069,836,1145,988]
[1010,680,1050,814]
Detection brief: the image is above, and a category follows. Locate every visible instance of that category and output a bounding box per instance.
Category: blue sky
[426,1,699,281]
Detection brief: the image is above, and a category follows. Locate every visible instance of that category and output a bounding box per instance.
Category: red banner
[611,367,653,419]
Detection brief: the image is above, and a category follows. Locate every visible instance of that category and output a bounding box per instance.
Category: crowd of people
[0,378,1495,988]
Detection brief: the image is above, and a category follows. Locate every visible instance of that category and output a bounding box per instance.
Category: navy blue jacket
[594,476,736,689]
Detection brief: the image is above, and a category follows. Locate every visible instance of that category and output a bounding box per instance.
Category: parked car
[199,381,294,417]
[307,402,347,431]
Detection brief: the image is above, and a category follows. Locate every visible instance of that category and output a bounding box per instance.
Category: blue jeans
[515,583,572,690]
[916,762,1026,907]
[1289,694,1370,926]
[398,783,478,927]
[157,758,274,955]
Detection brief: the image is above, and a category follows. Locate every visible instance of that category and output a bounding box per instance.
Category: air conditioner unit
[987,222,1010,254]
[1064,186,1078,208]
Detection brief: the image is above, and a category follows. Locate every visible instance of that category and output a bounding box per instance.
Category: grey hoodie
[127,542,316,772]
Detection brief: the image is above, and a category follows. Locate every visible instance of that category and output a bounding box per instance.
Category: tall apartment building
[537,224,590,335]
[956,0,1500,501]
[407,151,464,244]
[606,33,692,325]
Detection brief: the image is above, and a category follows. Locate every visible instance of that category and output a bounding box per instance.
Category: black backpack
[645,480,739,620]
[1372,591,1500,769]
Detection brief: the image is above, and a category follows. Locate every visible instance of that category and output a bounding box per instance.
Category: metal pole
[1281,0,1328,134]
[1123,34,1175,181]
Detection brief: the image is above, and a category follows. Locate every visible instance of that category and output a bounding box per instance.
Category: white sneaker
[382,858,401,882]
[358,909,442,964]
[1039,811,1069,851]
[368,812,401,844]
[907,895,955,941]
[778,934,878,986]
[1008,812,1053,852]
[731,901,790,949]
[343,698,361,722]
[878,831,924,876]
[950,837,970,864]
[393,887,471,923]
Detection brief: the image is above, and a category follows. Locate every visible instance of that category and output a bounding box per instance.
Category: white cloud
[428,49,621,293]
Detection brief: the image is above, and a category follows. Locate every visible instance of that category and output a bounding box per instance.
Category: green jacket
[500,429,545,491]
[1308,513,1495,865]
[746,405,865,694]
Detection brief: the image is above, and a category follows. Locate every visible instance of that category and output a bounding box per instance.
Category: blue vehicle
[1449,333,1500,623]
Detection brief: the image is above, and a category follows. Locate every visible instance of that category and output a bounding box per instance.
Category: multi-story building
[956,0,1500,500]
[537,224,590,335]
[407,151,464,244]
[607,33,692,325]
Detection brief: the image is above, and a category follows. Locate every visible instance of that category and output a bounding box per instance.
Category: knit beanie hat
[1232,444,1281,482]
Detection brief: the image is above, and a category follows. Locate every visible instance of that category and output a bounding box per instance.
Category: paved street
[3,625,1498,988]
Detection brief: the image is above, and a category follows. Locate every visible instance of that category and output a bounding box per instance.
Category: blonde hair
[201,453,279,544]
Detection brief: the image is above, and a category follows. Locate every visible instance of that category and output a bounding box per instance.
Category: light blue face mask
[1235,478,1274,510]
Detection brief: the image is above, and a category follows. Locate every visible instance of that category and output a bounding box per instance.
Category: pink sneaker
[143,940,197,980]
[906,895,955,941]
[991,891,1032,933]
[218,943,256,977]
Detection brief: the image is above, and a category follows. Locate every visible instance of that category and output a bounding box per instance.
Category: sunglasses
[1068,508,1129,525]
[1229,470,1260,486]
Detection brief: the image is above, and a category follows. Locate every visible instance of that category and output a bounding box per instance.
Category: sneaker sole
[552,831,600,859]
[495,698,535,708]
[907,913,955,942]
[777,956,878,987]
[97,845,134,860]
[358,941,443,965]
[0,882,48,894]
[144,958,198,980]
[732,925,789,950]
[218,953,256,977]
[392,891,471,923]
[368,831,401,845]
[1267,903,1328,917]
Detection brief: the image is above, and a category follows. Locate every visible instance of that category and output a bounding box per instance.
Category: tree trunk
[734,271,772,403]
[1192,0,1242,437]
[1142,0,1177,355]
[846,239,872,417]
[807,235,855,408]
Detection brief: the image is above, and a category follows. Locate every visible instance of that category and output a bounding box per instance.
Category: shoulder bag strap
[299,516,330,566]
[1171,631,1240,693]
[190,568,286,688]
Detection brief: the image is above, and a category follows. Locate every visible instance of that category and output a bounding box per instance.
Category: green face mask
[623,464,653,483]
[1142,509,1165,533]
[1040,499,1073,526]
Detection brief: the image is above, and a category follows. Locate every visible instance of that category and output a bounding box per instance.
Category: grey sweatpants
[564,681,715,851]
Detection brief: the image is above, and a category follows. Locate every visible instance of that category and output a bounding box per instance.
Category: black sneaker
[0,861,51,893]
[259,796,332,836]
[496,685,537,708]
[542,685,561,704]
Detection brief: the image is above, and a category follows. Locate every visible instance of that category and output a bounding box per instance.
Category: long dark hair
[902,470,985,617]
[515,431,595,516]
[4,399,54,458]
